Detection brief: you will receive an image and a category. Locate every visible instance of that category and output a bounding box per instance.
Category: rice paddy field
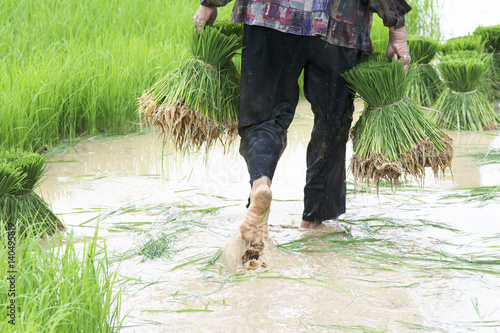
[26,100,499,332]
[2,0,500,332]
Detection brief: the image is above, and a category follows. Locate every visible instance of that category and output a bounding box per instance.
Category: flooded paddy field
[38,100,500,332]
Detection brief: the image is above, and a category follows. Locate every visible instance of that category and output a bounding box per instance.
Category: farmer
[193,0,411,249]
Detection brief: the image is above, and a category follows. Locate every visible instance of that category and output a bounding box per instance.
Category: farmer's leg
[301,43,360,228]
[238,25,307,182]
[238,25,307,242]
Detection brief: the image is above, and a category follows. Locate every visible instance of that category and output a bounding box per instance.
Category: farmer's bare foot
[239,177,272,250]
[300,220,322,229]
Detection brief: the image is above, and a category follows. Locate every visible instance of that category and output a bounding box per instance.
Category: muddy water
[38,100,500,332]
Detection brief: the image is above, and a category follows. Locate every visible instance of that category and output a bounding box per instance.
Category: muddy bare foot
[239,183,272,269]
[239,184,272,249]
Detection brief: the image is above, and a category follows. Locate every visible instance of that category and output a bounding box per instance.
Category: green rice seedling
[469,148,500,165]
[408,36,439,65]
[439,34,499,100]
[406,36,443,107]
[0,150,64,236]
[342,60,453,188]
[474,25,500,94]
[313,324,385,333]
[0,227,123,332]
[441,185,500,206]
[358,51,386,64]
[432,51,500,131]
[277,229,500,275]
[474,25,500,53]
[212,20,244,38]
[0,164,24,198]
[439,35,485,56]
[139,24,243,152]
[138,232,174,262]
[397,321,449,332]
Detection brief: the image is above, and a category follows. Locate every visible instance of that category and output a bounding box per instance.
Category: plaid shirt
[200,0,411,52]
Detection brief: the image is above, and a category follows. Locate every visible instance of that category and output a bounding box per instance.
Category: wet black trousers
[238,25,360,223]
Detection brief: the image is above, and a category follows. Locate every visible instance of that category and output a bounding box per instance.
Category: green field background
[0,0,439,152]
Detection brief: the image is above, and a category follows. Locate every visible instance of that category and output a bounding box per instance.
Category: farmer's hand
[192,5,217,33]
[387,26,411,72]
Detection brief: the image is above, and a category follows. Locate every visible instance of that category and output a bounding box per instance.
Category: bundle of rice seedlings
[138,24,243,151]
[406,35,442,107]
[0,150,64,237]
[440,35,498,101]
[439,35,484,56]
[342,60,453,188]
[432,51,500,131]
[474,25,500,93]
[474,25,500,53]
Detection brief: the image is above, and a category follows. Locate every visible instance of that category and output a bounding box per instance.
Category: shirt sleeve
[200,0,233,7]
[364,0,412,29]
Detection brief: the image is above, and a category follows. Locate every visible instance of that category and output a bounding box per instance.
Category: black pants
[238,25,360,223]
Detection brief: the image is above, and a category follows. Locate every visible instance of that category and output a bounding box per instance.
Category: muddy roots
[138,94,238,151]
[351,136,454,188]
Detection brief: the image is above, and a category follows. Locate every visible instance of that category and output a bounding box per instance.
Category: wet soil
[38,100,500,332]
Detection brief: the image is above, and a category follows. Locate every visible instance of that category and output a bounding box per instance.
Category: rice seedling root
[351,136,453,188]
[138,94,238,151]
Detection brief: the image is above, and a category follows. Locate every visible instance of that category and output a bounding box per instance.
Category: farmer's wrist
[389,26,407,42]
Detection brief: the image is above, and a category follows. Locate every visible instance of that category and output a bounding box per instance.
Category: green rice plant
[442,185,500,206]
[359,51,386,64]
[313,324,385,332]
[276,229,500,275]
[409,36,439,65]
[0,227,123,332]
[406,35,443,106]
[0,164,24,198]
[473,25,500,94]
[138,24,242,151]
[441,50,500,101]
[432,51,500,131]
[1,150,46,195]
[0,150,63,236]
[342,60,453,187]
[137,232,174,262]
[438,35,485,56]
[474,25,500,53]
[469,148,500,165]
[212,20,245,38]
